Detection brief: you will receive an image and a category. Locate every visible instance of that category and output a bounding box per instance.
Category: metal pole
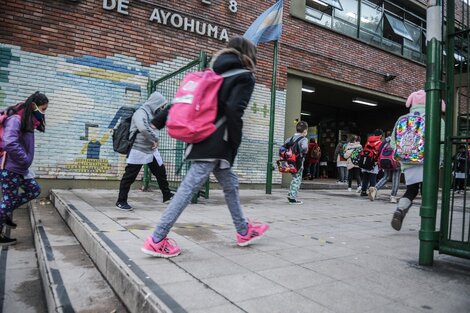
[419,0,443,266]
[266,40,279,194]
[439,0,455,256]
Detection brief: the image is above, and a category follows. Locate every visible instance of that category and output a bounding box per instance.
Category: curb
[50,191,175,313]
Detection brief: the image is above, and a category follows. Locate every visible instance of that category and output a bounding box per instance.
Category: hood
[141,91,167,114]
[368,135,382,142]
[211,49,244,74]
[406,89,445,113]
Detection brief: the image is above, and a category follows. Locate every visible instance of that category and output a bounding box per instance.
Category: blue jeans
[152,161,247,241]
[376,168,401,196]
[308,163,319,178]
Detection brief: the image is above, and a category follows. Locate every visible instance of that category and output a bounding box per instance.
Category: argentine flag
[243,0,283,46]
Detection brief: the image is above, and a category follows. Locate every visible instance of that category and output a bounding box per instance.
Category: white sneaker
[390,196,398,203]
[348,188,352,192]
[356,186,362,193]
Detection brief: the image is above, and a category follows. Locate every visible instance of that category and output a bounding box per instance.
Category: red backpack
[166,68,249,144]
[277,137,304,173]
[358,139,381,171]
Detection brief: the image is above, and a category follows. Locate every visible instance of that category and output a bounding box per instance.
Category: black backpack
[112,109,138,155]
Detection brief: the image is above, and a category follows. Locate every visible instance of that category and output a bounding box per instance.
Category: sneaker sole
[237,229,269,247]
[140,247,180,258]
[115,206,133,211]
[391,214,403,231]
[288,201,303,205]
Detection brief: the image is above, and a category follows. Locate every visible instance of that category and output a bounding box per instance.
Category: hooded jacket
[2,113,36,176]
[184,50,255,166]
[130,92,167,154]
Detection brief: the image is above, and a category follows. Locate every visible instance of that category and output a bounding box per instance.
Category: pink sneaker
[236,221,269,247]
[141,236,181,258]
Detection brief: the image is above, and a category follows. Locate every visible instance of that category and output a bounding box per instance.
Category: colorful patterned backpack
[394,111,425,164]
[350,146,362,166]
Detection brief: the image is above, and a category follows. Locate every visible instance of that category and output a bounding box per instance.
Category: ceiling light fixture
[352,98,378,107]
[302,87,315,93]
[313,0,329,6]
[301,111,311,116]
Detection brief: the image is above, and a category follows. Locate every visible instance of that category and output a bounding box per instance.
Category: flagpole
[266,39,279,194]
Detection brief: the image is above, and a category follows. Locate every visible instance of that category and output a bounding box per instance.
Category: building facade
[0,0,440,188]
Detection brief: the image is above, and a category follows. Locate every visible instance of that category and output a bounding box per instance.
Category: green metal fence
[438,0,470,260]
[143,52,209,200]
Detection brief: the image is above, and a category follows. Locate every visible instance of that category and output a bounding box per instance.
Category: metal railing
[143,52,210,201]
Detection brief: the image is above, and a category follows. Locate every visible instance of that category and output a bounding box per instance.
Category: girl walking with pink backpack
[141,37,269,258]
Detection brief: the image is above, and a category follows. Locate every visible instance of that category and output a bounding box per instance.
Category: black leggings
[403,182,421,201]
[118,157,171,202]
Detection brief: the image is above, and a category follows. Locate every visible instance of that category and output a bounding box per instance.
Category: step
[30,197,127,313]
[50,190,181,313]
[0,206,47,313]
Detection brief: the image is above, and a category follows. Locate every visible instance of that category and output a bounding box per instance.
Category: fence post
[419,0,443,266]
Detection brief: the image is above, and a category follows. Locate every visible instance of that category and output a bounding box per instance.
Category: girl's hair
[227,36,257,71]
[349,135,359,143]
[6,91,48,132]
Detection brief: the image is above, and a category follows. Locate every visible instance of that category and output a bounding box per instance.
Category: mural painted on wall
[0,47,20,106]
[0,44,286,184]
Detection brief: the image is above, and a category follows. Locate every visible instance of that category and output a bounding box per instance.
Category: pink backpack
[378,141,397,170]
[166,68,249,144]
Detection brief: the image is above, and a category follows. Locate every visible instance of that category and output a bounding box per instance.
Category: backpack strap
[220,68,250,78]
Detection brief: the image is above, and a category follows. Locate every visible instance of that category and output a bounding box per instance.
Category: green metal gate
[438,0,470,260]
[143,52,209,199]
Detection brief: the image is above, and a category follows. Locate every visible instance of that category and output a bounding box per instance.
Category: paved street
[47,187,470,313]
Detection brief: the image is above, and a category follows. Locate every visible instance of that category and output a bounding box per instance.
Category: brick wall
[0,0,434,184]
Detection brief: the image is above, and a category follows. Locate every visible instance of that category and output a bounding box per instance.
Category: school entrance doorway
[298,77,407,179]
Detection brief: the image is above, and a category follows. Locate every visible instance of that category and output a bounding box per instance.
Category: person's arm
[133,109,159,142]
[151,105,171,130]
[3,116,28,166]
[334,143,341,161]
[224,73,255,151]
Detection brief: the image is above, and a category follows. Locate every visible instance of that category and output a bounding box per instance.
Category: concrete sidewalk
[50,188,470,313]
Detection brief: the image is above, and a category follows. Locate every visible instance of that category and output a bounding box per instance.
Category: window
[384,14,413,41]
[360,1,382,35]
[293,0,426,62]
[306,0,333,26]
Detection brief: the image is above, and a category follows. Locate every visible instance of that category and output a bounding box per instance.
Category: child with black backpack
[358,129,383,198]
[286,121,309,204]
